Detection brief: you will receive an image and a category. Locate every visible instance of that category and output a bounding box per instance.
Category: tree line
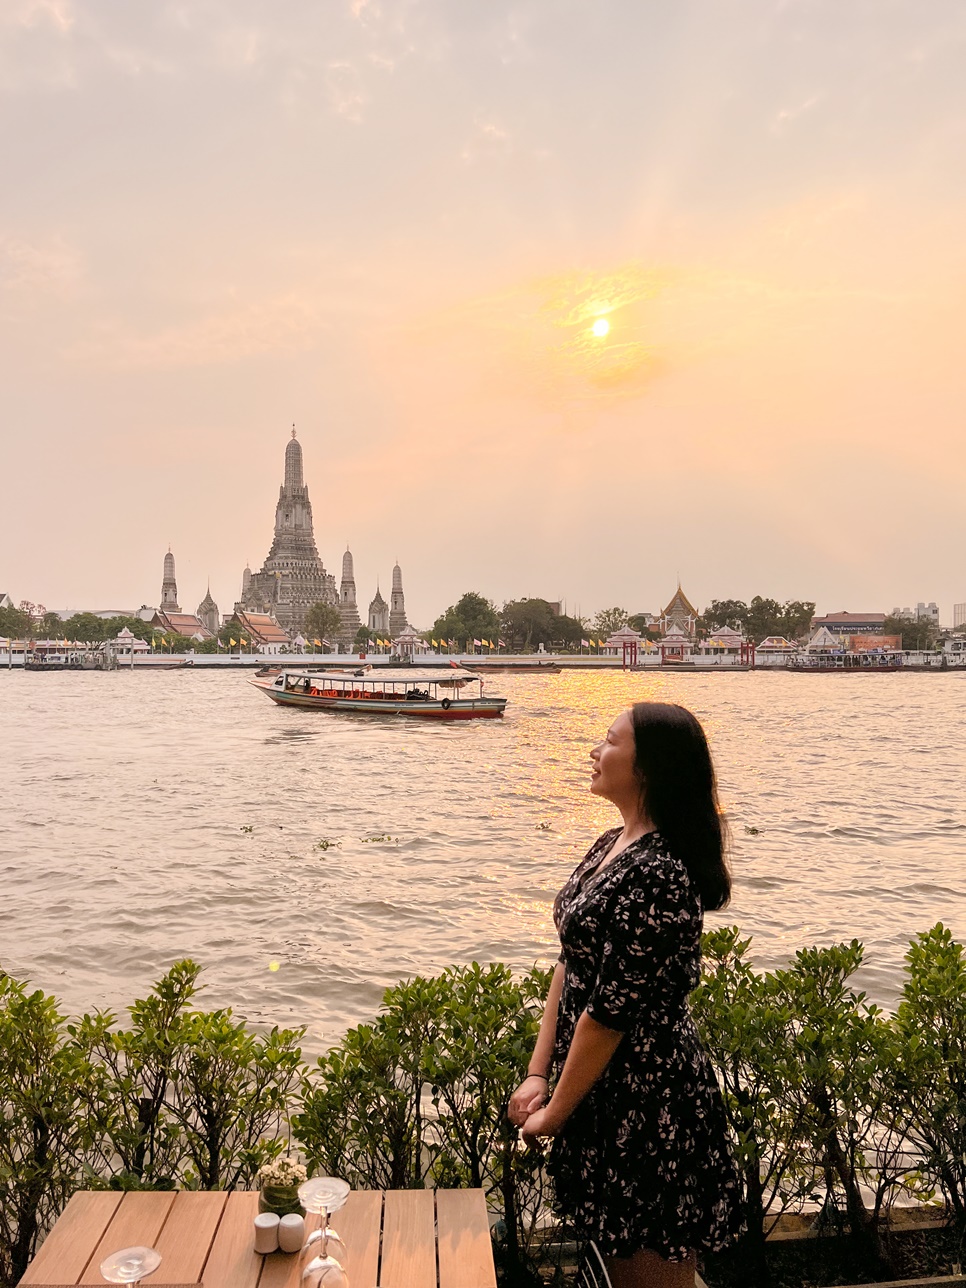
[0,595,946,654]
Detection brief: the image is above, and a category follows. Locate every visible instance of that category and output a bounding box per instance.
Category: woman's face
[590,710,640,808]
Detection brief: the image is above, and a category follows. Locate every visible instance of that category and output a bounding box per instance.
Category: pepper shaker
[277,1212,305,1253]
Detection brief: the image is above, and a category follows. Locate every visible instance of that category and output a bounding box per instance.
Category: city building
[0,593,13,610]
[238,429,337,634]
[892,602,940,623]
[810,611,886,636]
[955,603,966,629]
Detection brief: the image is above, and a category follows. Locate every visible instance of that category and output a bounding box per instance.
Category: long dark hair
[629,702,731,911]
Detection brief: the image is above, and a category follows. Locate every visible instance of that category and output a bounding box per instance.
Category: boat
[24,646,117,672]
[786,654,901,672]
[249,669,508,718]
[460,660,561,674]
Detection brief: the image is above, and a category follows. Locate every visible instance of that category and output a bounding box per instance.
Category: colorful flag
[498,639,506,647]
[314,638,322,647]
[229,638,237,647]
[240,637,248,645]
[473,638,481,647]
[581,638,590,647]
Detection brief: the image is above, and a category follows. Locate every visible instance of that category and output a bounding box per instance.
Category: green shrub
[294,962,552,1278]
[0,975,102,1285]
[895,924,966,1234]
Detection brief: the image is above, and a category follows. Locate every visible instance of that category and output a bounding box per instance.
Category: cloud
[326,59,367,121]
[5,0,74,32]
[461,115,512,163]
[0,232,81,292]
[68,293,322,371]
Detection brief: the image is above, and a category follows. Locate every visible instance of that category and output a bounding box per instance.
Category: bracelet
[527,1071,549,1081]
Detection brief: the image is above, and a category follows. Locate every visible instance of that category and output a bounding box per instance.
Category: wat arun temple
[236,429,408,644]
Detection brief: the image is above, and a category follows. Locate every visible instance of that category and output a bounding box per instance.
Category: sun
[591,317,610,338]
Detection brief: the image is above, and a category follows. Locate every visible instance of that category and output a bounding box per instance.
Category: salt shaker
[254,1210,280,1254]
[277,1212,305,1253]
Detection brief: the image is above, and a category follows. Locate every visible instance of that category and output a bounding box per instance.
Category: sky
[1,0,965,627]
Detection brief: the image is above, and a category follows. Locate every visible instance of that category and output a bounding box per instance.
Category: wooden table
[18,1189,497,1287]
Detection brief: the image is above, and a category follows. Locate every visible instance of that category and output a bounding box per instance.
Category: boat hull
[252,681,506,718]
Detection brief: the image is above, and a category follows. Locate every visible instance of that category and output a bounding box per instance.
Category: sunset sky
[2,0,964,626]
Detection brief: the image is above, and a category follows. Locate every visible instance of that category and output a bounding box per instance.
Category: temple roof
[151,610,213,639]
[370,588,387,608]
[234,610,290,645]
[662,583,698,620]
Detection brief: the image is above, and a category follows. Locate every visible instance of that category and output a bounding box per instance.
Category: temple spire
[161,547,180,612]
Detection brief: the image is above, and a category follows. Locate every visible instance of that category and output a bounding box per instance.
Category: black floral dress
[547,827,744,1261]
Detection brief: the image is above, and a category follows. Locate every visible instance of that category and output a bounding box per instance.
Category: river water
[1,669,963,1051]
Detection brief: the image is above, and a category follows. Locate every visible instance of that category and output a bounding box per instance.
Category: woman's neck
[615,808,654,843]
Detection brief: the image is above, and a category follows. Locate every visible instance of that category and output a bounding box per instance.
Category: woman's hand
[508,1075,549,1127]
[520,1104,565,1148]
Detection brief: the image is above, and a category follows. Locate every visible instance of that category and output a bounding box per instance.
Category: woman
[509,702,743,1288]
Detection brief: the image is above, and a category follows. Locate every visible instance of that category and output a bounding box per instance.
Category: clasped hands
[508,1074,564,1148]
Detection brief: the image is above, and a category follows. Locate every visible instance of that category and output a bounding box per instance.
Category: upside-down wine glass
[99,1246,162,1284]
[298,1176,351,1286]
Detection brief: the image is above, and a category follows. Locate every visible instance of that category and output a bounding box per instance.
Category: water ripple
[1,669,964,1052]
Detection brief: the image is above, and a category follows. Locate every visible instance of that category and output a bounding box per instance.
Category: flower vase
[259,1183,302,1218]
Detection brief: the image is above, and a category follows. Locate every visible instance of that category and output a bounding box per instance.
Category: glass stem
[322,1207,328,1256]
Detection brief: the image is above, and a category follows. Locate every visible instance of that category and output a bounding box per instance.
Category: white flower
[257,1157,308,1187]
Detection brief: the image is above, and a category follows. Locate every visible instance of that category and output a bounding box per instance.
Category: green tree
[551,613,585,649]
[592,607,629,637]
[883,615,939,651]
[433,593,499,649]
[353,625,373,649]
[0,604,32,639]
[499,599,557,651]
[702,597,815,643]
[628,614,660,637]
[304,602,342,647]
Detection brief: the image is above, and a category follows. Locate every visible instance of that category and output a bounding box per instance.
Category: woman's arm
[520,1009,622,1144]
[507,960,565,1126]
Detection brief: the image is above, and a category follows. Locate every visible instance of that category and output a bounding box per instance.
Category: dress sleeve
[585,860,693,1032]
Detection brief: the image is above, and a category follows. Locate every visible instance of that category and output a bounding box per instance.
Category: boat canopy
[285,670,476,687]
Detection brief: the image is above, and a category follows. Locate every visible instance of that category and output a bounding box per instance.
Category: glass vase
[259,1183,302,1218]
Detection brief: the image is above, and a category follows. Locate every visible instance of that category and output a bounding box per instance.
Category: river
[1,668,963,1051]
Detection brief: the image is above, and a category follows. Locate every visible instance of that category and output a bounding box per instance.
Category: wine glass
[298,1176,350,1286]
[99,1246,162,1284]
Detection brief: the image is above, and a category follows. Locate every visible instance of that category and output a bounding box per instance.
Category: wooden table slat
[79,1192,177,1285]
[197,1192,262,1288]
[18,1192,123,1285]
[329,1190,382,1286]
[380,1189,436,1288]
[151,1191,228,1282]
[436,1189,496,1288]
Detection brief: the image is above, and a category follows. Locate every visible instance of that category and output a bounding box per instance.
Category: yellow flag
[240,637,248,645]
[229,638,237,646]
[432,638,438,647]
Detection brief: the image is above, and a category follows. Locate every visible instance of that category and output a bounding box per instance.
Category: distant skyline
[2,1,964,625]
